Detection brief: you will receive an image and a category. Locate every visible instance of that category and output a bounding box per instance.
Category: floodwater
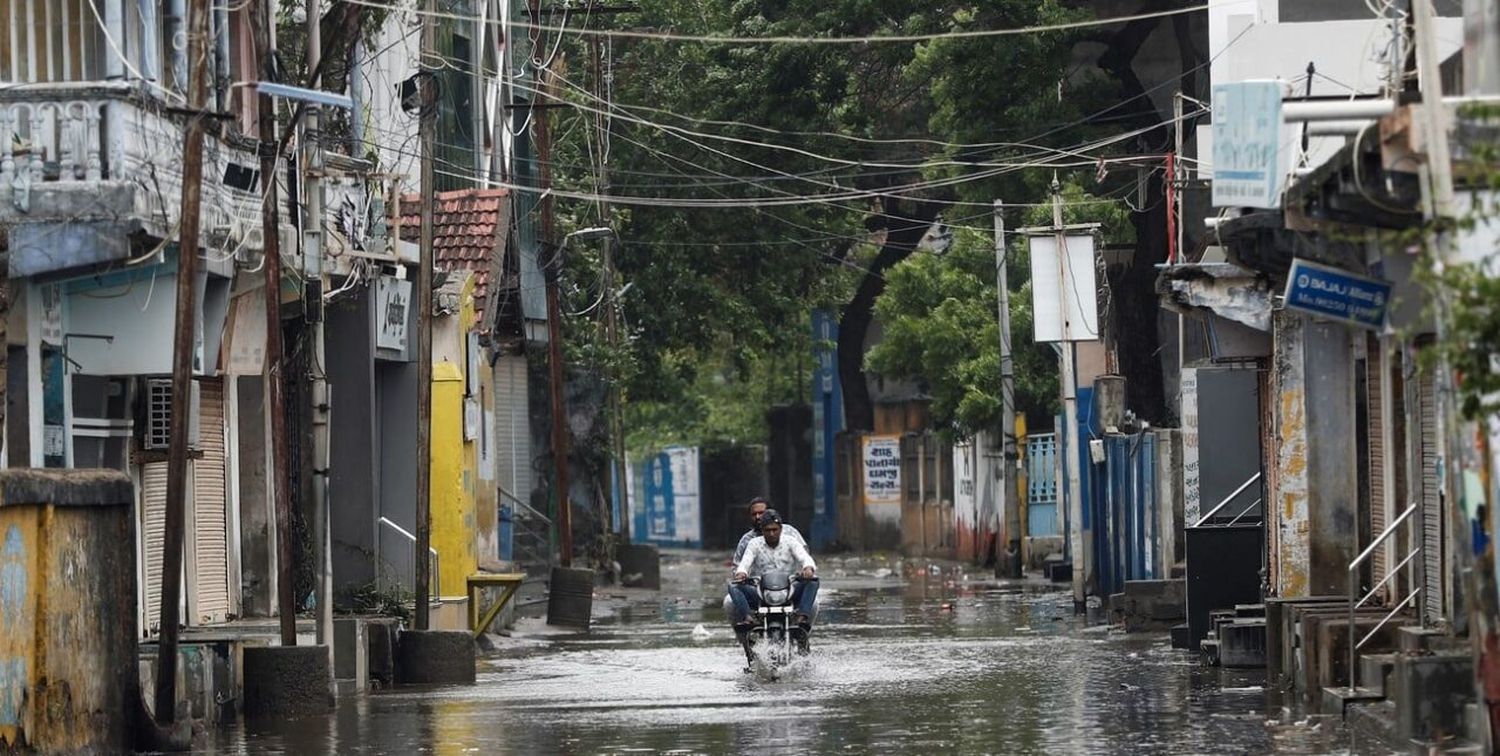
[212,553,1353,755]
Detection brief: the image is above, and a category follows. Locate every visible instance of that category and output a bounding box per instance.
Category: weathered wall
[765,404,813,531]
[1271,312,1357,597]
[0,469,137,752]
[431,361,477,598]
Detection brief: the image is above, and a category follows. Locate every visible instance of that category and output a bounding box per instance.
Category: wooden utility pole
[413,0,437,628]
[251,0,298,648]
[538,67,574,568]
[154,0,211,724]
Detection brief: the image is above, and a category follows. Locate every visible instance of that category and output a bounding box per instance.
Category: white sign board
[862,435,903,506]
[1028,234,1099,343]
[1212,81,1284,209]
[376,277,412,352]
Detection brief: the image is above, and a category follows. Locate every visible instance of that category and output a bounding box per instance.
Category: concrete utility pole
[593,36,630,549]
[414,0,438,628]
[304,0,334,665]
[154,0,211,724]
[1052,178,1086,613]
[993,200,1018,577]
[251,0,298,648]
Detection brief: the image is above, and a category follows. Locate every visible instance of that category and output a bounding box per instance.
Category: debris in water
[940,603,954,612]
[691,624,713,641]
[1127,652,1140,659]
[1119,683,1140,691]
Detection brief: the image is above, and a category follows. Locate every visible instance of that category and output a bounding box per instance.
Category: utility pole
[304,0,334,664]
[593,35,629,549]
[1052,178,1086,613]
[413,0,437,628]
[154,0,210,724]
[1413,0,1500,742]
[537,67,574,568]
[251,0,298,649]
[993,200,1017,578]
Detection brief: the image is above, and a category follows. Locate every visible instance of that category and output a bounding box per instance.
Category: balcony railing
[0,81,271,269]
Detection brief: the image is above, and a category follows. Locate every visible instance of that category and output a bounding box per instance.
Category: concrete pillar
[0,469,138,752]
[1271,311,1358,597]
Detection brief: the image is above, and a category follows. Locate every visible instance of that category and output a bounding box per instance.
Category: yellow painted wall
[431,360,476,597]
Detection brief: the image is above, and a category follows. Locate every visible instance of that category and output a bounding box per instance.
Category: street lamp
[564,227,618,244]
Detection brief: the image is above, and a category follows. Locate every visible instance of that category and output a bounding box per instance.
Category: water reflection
[210,555,1351,755]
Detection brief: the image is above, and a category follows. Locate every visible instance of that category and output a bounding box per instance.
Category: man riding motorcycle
[730,510,819,639]
[724,498,806,622]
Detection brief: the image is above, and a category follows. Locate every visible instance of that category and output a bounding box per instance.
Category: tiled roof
[399,188,509,318]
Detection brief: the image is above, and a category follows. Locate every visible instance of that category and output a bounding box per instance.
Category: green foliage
[537,2,1160,449]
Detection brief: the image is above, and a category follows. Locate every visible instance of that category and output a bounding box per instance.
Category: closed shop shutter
[191,377,231,625]
[1367,337,1387,585]
[139,461,169,635]
[1419,369,1443,622]
[494,356,532,508]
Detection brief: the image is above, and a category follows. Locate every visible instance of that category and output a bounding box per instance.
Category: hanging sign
[862,435,903,506]
[1212,81,1284,209]
[1283,258,1392,330]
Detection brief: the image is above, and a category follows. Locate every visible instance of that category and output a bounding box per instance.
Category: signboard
[1212,81,1284,209]
[862,435,902,506]
[811,310,842,534]
[1282,258,1391,330]
[376,277,412,352]
[634,446,702,547]
[1028,234,1099,343]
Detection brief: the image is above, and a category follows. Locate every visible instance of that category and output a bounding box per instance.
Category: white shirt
[733,523,805,563]
[736,535,816,578]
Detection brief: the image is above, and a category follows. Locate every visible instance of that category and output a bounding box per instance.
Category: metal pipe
[1283,99,1397,122]
[1358,588,1422,649]
[1351,502,1419,570]
[1356,546,1422,609]
[1193,472,1263,527]
[1226,498,1262,527]
[1307,119,1377,135]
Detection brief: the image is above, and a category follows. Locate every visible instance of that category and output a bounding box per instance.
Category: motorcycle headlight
[762,588,790,605]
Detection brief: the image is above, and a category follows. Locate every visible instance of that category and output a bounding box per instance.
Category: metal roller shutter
[191,378,231,625]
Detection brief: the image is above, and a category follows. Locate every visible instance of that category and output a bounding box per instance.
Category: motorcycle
[737,570,814,671]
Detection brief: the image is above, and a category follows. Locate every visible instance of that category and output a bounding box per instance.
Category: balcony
[0,81,269,278]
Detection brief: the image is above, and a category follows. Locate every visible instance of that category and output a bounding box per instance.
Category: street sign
[1028,234,1099,343]
[1212,81,1284,209]
[1282,258,1392,330]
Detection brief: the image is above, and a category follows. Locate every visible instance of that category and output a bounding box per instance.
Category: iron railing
[1192,472,1263,528]
[379,516,439,600]
[1346,502,1421,692]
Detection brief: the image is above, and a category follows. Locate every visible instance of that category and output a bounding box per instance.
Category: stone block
[1315,615,1408,691]
[1392,653,1473,743]
[395,630,477,685]
[1359,653,1396,696]
[1397,626,1449,654]
[1220,620,1266,669]
[366,620,397,688]
[242,646,333,719]
[334,619,368,691]
[619,543,662,589]
[1170,623,1192,650]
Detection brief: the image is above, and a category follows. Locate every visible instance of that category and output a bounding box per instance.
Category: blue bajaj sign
[1283,258,1392,330]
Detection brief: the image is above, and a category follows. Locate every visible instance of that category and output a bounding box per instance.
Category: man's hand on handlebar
[800,567,816,580]
[733,571,748,582]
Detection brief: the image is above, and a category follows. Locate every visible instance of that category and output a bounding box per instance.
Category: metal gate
[1417,368,1444,623]
[1026,434,1059,537]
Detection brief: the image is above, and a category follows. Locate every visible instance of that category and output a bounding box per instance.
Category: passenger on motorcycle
[730,510,819,634]
[733,497,805,563]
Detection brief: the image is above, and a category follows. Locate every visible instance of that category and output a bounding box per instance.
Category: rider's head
[748,497,770,527]
[758,510,784,546]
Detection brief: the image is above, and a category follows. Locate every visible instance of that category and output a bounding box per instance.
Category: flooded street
[214,553,1352,755]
